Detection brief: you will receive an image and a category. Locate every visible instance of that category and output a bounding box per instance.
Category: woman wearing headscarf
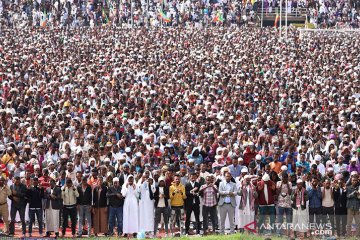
[138,170,156,236]
[122,175,139,237]
[92,177,108,236]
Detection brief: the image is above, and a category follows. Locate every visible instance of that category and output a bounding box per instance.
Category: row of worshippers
[1,164,359,238]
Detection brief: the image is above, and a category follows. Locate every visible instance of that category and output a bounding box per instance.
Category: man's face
[312,178,318,187]
[76,173,82,180]
[0,178,4,186]
[128,177,134,185]
[33,179,38,187]
[325,180,331,189]
[174,176,180,184]
[15,178,20,185]
[351,178,358,186]
[114,181,119,187]
[225,173,231,182]
[232,159,238,166]
[191,174,196,182]
[82,178,87,185]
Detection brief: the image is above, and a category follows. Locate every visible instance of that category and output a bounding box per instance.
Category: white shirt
[321,187,334,207]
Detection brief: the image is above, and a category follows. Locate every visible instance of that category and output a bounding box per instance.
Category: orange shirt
[269,161,282,174]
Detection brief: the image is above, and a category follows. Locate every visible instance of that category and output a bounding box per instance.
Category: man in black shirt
[9,176,27,237]
[27,177,45,237]
[77,176,92,237]
[106,177,124,236]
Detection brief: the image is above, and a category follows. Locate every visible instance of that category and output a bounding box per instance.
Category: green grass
[60,233,284,239]
[59,232,360,240]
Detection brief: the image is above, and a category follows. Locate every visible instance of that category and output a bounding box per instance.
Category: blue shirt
[224,182,232,203]
[307,187,322,208]
[280,151,298,163]
[228,164,242,178]
[296,161,310,174]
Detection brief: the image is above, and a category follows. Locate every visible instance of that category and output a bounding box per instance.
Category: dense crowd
[0,0,359,28]
[0,16,360,240]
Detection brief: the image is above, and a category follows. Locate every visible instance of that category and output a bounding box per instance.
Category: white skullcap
[241,168,248,173]
[281,165,288,171]
[296,179,303,184]
[113,177,119,183]
[255,154,262,160]
[314,155,322,161]
[262,174,270,181]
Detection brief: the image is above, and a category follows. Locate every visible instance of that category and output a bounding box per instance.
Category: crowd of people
[0,4,360,239]
[0,0,359,28]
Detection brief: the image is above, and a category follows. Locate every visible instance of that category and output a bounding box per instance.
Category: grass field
[58,233,285,240]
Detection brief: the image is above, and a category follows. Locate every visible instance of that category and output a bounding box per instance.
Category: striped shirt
[200,184,218,207]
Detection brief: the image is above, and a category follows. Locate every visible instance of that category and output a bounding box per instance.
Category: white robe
[238,186,255,229]
[122,184,139,234]
[234,177,242,225]
[138,182,155,232]
[45,189,60,232]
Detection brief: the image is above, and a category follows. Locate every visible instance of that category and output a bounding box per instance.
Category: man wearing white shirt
[334,156,348,175]
[313,155,326,176]
[321,179,335,233]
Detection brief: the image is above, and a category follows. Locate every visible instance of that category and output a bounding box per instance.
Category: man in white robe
[122,175,139,237]
[44,179,62,238]
[235,168,248,227]
[238,175,257,232]
[138,172,155,235]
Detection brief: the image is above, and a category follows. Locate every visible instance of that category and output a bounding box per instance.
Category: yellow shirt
[1,153,16,165]
[169,183,186,207]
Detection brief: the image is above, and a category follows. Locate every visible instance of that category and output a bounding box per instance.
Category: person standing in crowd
[122,175,139,237]
[333,177,347,237]
[256,173,276,234]
[9,176,27,237]
[307,177,322,233]
[107,177,124,237]
[154,176,170,237]
[184,172,201,235]
[276,172,292,237]
[199,175,218,235]
[228,157,242,178]
[44,179,62,238]
[346,177,360,237]
[92,177,108,236]
[138,173,155,236]
[321,178,335,235]
[76,176,92,237]
[27,177,45,237]
[169,174,186,233]
[61,179,79,238]
[238,175,257,234]
[0,176,11,235]
[291,179,309,238]
[218,172,237,234]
